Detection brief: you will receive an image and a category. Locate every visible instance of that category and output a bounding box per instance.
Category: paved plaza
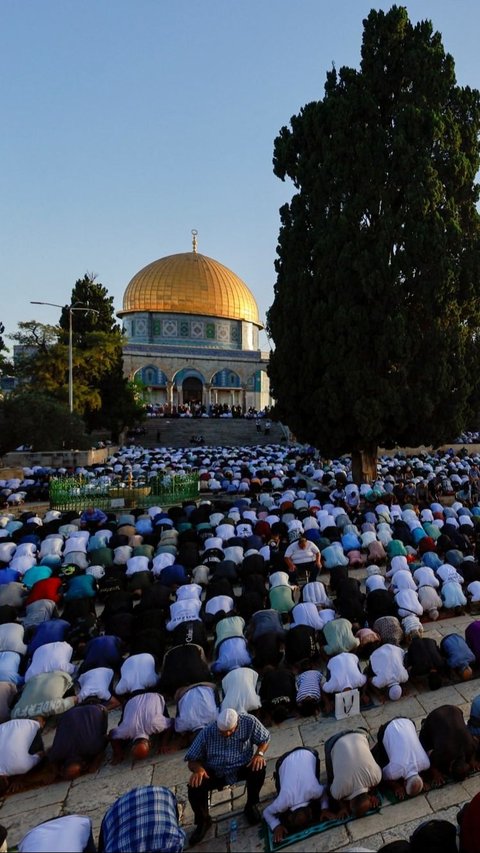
[1,583,479,851]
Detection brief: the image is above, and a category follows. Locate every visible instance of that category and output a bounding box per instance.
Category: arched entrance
[173,367,206,408]
[182,375,203,403]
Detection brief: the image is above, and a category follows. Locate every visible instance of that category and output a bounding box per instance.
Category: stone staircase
[134,418,288,448]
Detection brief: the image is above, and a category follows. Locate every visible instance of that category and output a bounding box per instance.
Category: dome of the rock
[118,233,270,414]
[121,251,261,327]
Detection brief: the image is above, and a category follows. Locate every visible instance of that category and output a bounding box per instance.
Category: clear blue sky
[1,0,479,350]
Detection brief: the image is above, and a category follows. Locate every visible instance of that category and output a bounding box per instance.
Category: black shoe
[244,804,262,825]
[189,817,212,846]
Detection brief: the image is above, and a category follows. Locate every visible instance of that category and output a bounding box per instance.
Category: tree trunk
[351,445,378,485]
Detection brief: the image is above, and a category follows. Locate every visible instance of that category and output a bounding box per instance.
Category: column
[166,381,173,413]
[242,385,247,413]
[203,383,211,410]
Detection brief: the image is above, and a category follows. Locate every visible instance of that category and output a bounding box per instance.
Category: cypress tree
[267,6,480,480]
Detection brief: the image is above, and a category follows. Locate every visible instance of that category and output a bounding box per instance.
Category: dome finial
[191,229,198,254]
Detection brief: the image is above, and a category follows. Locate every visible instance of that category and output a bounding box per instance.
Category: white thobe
[323,653,366,694]
[381,718,430,782]
[0,719,42,775]
[263,749,325,830]
[110,692,172,740]
[370,644,408,689]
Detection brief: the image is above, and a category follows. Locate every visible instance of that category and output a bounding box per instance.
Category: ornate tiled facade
[122,313,259,352]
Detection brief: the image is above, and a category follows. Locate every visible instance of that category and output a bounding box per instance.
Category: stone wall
[378,444,480,456]
[1,447,118,468]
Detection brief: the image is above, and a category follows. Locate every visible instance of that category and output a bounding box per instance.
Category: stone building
[118,232,271,412]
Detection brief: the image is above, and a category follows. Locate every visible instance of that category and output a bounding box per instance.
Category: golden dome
[121,251,261,326]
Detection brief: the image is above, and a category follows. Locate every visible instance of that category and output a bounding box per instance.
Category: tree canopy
[0,322,12,378]
[11,274,144,440]
[0,391,90,453]
[59,274,118,339]
[60,274,144,438]
[11,318,121,414]
[267,5,480,479]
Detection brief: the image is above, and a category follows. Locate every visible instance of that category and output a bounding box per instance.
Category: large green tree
[0,391,90,453]
[13,275,143,439]
[59,274,118,339]
[267,5,480,481]
[59,274,144,439]
[12,318,121,414]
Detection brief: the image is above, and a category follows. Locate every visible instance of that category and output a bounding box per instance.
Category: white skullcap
[217,708,239,731]
[405,774,423,796]
[388,683,402,701]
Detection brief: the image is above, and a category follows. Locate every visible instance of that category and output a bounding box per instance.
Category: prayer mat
[381,766,480,806]
[262,763,480,852]
[263,791,382,851]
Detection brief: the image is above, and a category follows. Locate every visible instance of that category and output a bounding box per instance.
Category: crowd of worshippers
[2,739,480,852]
[261,724,480,851]
[5,438,480,508]
[4,472,480,846]
[0,441,309,506]
[144,401,272,419]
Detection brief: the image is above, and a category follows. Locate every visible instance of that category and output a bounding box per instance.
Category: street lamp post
[31,301,99,413]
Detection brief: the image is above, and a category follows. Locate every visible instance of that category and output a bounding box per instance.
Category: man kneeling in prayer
[371,717,430,800]
[263,747,332,844]
[324,729,382,818]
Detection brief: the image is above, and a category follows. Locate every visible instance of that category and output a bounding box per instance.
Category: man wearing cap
[367,644,409,702]
[371,717,430,799]
[185,708,270,845]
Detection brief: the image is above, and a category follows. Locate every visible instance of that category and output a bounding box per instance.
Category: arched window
[212,369,241,388]
[137,366,168,387]
[247,370,263,392]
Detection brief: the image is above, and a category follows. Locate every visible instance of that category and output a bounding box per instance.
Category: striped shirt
[296,670,323,704]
